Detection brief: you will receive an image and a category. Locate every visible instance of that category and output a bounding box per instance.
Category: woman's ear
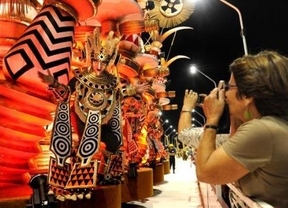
[244,96,254,107]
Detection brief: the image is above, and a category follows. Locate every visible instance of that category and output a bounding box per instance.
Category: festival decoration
[148,0,195,28]
[0,0,195,204]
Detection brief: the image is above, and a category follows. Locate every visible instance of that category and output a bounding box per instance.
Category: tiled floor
[122,158,227,208]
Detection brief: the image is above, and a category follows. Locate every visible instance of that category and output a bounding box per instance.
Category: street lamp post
[192,118,203,127]
[190,65,217,88]
[192,109,206,123]
[165,128,174,137]
[164,125,173,134]
[170,131,177,138]
[169,131,177,144]
[161,119,169,126]
[167,129,176,137]
[171,133,178,148]
[219,0,248,55]
[163,125,173,146]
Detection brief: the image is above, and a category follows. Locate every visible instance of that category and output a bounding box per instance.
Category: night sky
[159,0,288,132]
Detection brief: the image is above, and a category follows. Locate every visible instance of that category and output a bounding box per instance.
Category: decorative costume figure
[38,28,123,200]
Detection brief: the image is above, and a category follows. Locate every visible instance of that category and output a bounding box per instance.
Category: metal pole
[172,133,178,147]
[161,119,169,126]
[170,131,177,138]
[167,130,176,144]
[165,128,174,137]
[192,109,206,123]
[196,69,217,88]
[192,118,203,126]
[167,129,176,137]
[164,125,173,134]
[219,0,248,55]
[190,65,217,88]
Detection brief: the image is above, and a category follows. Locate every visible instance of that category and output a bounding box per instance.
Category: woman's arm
[196,88,248,184]
[178,89,199,132]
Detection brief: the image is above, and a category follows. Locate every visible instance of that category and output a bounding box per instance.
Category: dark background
[159,0,288,133]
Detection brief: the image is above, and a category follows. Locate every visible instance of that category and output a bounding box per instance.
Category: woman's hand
[182,89,199,111]
[203,88,225,125]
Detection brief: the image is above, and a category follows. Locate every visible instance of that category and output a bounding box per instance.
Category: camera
[217,80,230,134]
[196,80,225,105]
[196,95,205,105]
[195,80,230,134]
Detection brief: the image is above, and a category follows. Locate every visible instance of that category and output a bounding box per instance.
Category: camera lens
[196,95,205,104]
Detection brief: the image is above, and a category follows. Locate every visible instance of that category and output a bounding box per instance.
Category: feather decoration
[85,28,119,66]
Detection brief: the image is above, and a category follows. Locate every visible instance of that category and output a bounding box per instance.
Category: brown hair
[229,50,288,117]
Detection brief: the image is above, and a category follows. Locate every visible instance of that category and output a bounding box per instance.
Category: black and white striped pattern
[3,5,76,86]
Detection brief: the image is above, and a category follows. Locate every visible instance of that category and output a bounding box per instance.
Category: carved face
[91,59,107,73]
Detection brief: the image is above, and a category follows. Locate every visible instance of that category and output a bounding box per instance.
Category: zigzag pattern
[3,5,76,83]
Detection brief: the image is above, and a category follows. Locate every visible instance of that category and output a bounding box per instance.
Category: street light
[170,131,177,138]
[219,0,248,55]
[164,125,173,134]
[168,131,176,143]
[163,126,173,146]
[161,119,169,126]
[172,132,178,139]
[172,132,178,147]
[167,129,176,137]
[192,118,203,126]
[190,65,217,88]
[192,109,206,123]
[165,128,174,136]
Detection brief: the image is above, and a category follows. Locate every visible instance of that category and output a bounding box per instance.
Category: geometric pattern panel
[108,101,123,148]
[128,139,138,156]
[50,101,72,167]
[76,110,100,167]
[3,5,74,85]
[65,160,97,189]
[107,154,123,176]
[48,157,70,189]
